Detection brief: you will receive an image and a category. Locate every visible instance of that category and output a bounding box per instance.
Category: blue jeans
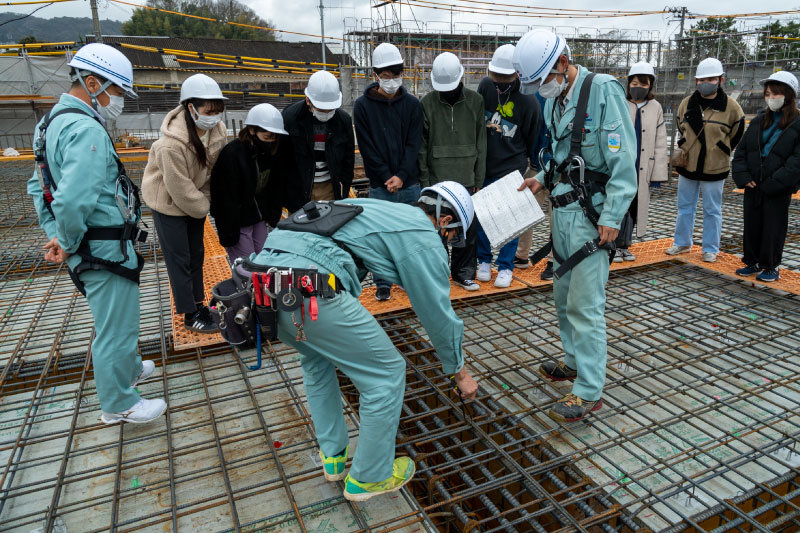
[476,176,518,271]
[673,176,724,254]
[369,184,421,288]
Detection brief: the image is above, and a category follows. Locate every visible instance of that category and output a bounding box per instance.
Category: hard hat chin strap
[74,70,113,111]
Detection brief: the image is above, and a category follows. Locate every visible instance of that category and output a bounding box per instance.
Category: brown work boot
[538,360,577,382]
[549,394,603,423]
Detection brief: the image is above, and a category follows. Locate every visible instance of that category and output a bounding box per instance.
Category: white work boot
[101,398,167,425]
[477,262,492,282]
[132,360,155,387]
[494,269,513,288]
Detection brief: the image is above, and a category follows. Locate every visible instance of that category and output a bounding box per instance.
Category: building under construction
[1,142,799,532]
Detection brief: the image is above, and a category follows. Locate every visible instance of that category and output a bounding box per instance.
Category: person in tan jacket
[615,61,668,262]
[142,74,227,333]
[666,58,744,263]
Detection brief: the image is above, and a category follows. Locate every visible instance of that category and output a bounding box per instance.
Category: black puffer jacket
[281,100,355,212]
[732,109,800,196]
[209,139,285,247]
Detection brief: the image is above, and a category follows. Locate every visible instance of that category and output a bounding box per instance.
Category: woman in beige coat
[142,74,227,333]
[615,61,668,262]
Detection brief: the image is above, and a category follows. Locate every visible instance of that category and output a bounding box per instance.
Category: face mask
[190,104,221,130]
[254,138,275,153]
[440,83,463,105]
[697,82,718,97]
[378,77,403,95]
[538,68,568,99]
[766,96,785,112]
[629,86,649,102]
[312,109,335,122]
[98,91,124,121]
[494,81,515,94]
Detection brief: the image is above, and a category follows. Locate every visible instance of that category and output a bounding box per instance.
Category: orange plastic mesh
[173,235,800,349]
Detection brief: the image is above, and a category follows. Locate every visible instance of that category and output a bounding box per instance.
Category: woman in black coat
[210,104,288,263]
[732,72,800,282]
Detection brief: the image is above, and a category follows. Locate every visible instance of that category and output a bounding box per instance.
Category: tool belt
[209,258,345,371]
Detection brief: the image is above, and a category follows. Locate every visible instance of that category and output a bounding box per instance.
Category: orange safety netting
[171,232,800,350]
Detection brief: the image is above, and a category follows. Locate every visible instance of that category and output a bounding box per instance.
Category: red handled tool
[301,275,318,321]
[252,273,263,306]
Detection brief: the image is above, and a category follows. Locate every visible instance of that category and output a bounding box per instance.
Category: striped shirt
[313,123,331,183]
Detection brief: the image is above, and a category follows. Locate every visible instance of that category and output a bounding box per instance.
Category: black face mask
[440,83,464,105]
[494,78,519,95]
[629,86,649,102]
[254,138,275,154]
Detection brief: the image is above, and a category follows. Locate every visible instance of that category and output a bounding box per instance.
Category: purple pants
[225,222,269,264]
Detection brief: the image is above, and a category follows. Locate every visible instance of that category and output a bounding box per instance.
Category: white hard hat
[628,61,655,79]
[180,73,227,103]
[512,29,568,94]
[420,181,475,244]
[431,52,464,92]
[304,70,342,110]
[695,58,724,79]
[489,44,516,75]
[759,70,799,98]
[373,43,403,69]
[244,103,287,135]
[68,43,137,99]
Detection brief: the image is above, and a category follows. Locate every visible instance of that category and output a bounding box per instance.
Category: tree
[18,35,38,45]
[757,20,800,71]
[680,18,745,67]
[121,0,277,40]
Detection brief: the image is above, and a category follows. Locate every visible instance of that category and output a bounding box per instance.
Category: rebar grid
[369,262,800,531]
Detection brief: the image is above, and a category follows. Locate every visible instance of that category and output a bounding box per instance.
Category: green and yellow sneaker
[343,457,416,502]
[319,446,348,482]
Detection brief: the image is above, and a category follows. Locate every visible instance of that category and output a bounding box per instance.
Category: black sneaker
[549,394,603,423]
[513,256,530,269]
[540,261,554,281]
[375,286,391,301]
[539,360,577,382]
[185,306,220,334]
[453,279,480,291]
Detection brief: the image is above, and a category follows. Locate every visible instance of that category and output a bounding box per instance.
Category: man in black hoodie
[354,42,424,301]
[475,44,542,288]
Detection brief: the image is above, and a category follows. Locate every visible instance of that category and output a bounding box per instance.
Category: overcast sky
[2,0,795,45]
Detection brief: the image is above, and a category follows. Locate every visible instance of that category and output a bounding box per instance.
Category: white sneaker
[702,252,717,263]
[477,262,492,282]
[612,250,624,263]
[132,360,155,387]
[101,397,167,425]
[665,245,691,255]
[494,269,513,288]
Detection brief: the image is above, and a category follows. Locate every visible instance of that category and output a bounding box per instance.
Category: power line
[0,2,53,28]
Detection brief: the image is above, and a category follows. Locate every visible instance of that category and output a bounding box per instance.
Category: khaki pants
[311,181,336,201]
[516,171,553,260]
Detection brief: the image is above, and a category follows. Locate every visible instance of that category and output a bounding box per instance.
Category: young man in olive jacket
[282,70,355,212]
[419,52,487,291]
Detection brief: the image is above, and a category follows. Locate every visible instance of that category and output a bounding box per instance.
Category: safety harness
[529,73,615,280]
[34,107,147,295]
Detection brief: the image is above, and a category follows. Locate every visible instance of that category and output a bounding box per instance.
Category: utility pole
[90,0,102,42]
[319,0,326,69]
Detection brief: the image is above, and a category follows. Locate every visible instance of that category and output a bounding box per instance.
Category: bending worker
[514,30,637,423]
[27,43,166,424]
[250,183,479,501]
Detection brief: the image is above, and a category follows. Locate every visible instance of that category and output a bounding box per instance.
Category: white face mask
[98,91,125,121]
[766,96,785,112]
[190,104,221,130]
[538,68,568,99]
[312,109,336,122]
[378,77,403,95]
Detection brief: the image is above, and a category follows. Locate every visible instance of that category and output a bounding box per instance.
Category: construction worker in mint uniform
[27,43,167,424]
[251,182,478,501]
[513,30,637,423]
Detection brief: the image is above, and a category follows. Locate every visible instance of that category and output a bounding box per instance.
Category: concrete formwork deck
[1,154,799,531]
